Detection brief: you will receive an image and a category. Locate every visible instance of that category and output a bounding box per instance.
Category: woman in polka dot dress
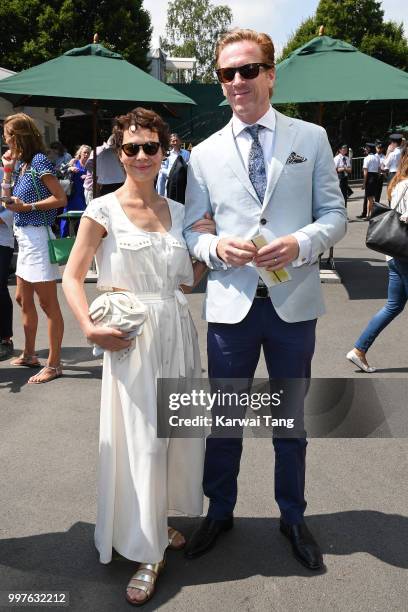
[1,113,67,383]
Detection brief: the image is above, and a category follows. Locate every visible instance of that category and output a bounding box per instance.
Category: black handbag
[365,184,408,261]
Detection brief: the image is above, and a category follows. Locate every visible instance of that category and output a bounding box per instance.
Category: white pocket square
[286,152,307,164]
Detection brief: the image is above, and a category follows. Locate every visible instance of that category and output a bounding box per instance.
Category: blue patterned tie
[246,124,266,203]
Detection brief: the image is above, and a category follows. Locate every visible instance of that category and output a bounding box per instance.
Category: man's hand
[253,235,300,270]
[216,237,257,266]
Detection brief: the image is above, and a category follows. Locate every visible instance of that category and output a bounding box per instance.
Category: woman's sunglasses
[216,62,272,84]
[121,142,161,157]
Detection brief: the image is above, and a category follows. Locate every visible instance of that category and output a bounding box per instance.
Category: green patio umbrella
[0,39,196,194]
[220,35,408,108]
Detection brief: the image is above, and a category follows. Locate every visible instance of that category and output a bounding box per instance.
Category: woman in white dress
[62,108,214,606]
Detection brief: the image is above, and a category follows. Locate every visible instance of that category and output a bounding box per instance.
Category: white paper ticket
[250,233,292,287]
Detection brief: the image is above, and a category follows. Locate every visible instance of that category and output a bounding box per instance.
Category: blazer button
[260,218,267,225]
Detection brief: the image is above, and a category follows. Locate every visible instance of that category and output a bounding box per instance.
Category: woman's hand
[4,196,27,213]
[192,212,216,234]
[180,260,208,293]
[85,324,132,352]
[1,149,16,172]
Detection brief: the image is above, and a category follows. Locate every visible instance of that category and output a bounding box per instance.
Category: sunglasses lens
[239,64,260,79]
[219,68,236,83]
[122,143,139,156]
[143,142,161,156]
[217,64,263,83]
[121,142,161,157]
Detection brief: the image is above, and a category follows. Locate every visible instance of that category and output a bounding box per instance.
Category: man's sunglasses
[121,142,161,157]
[216,62,272,84]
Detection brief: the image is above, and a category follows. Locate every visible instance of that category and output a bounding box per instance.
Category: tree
[277,0,408,151]
[360,22,408,71]
[280,0,408,70]
[161,0,233,83]
[0,0,152,72]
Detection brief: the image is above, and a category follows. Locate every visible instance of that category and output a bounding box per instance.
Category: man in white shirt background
[384,133,403,185]
[334,144,352,208]
[157,133,190,197]
[375,141,387,203]
[84,134,125,203]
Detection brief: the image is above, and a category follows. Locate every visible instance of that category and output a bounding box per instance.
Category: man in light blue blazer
[183,28,347,569]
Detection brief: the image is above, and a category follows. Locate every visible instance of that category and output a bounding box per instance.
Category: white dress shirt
[333,154,351,173]
[363,154,380,172]
[225,106,311,266]
[376,153,386,170]
[384,147,402,173]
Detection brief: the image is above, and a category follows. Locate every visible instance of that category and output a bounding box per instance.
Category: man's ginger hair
[215,28,275,68]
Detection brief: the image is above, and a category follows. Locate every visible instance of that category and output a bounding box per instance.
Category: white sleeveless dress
[82,193,204,564]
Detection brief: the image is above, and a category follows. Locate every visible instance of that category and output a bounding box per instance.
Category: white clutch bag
[88,291,148,357]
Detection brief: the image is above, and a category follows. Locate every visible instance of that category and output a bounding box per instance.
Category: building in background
[148,42,197,84]
[0,67,60,151]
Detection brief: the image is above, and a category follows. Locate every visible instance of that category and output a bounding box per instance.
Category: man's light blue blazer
[183,109,347,324]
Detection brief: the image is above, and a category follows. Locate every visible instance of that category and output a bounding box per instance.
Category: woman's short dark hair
[112,107,170,154]
[3,112,46,163]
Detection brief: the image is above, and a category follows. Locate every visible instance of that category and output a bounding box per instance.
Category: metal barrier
[351,157,364,181]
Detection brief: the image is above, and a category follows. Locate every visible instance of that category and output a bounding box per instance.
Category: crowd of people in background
[0,108,407,384]
[333,133,405,218]
[0,112,194,379]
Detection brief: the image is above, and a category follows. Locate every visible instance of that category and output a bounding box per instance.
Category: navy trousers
[205,298,316,525]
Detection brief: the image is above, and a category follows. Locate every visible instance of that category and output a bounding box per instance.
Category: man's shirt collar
[232,105,276,138]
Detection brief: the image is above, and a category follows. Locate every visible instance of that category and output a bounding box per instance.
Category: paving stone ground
[1,186,407,611]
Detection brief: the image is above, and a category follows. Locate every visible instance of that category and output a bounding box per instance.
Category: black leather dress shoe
[280,519,324,570]
[184,517,233,559]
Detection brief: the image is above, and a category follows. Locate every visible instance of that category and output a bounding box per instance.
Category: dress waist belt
[134,291,176,303]
[135,289,194,377]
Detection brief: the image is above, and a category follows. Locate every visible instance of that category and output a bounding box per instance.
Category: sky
[143,0,408,56]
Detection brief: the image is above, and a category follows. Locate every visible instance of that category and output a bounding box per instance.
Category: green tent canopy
[0,42,196,196]
[0,43,196,110]
[220,36,408,106]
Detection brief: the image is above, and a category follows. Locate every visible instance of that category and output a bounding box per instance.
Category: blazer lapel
[261,110,297,213]
[221,122,260,204]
